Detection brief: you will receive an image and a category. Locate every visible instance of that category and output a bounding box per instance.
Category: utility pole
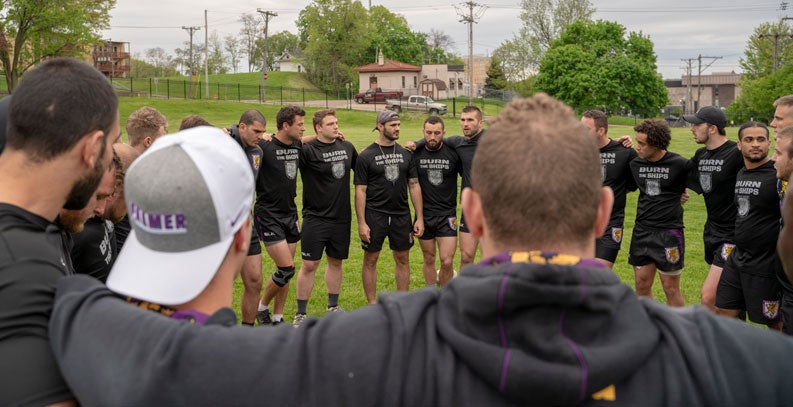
[205,10,209,99]
[696,54,721,111]
[680,58,695,114]
[455,2,487,105]
[257,9,278,103]
[182,25,201,98]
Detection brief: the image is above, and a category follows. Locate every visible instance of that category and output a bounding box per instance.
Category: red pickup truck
[354,88,403,104]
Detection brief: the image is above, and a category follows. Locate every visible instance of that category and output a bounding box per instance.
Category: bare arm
[408,178,424,237]
[355,184,370,243]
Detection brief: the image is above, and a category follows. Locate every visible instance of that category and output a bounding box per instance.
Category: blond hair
[126,107,167,147]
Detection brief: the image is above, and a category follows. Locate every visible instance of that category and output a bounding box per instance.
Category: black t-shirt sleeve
[407,151,418,179]
[353,150,370,185]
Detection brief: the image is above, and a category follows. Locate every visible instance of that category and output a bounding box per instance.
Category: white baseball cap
[107,126,254,305]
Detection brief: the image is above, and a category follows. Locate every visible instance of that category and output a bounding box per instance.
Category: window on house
[402,76,405,88]
[414,76,417,87]
[449,79,455,90]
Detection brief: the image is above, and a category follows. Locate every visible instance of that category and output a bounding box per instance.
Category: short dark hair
[738,121,769,140]
[179,115,212,130]
[461,105,482,121]
[276,106,306,130]
[424,115,444,129]
[634,119,671,150]
[8,58,118,162]
[238,110,265,126]
[313,109,336,132]
[582,110,608,135]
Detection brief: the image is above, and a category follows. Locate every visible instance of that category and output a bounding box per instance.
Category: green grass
[117,97,750,324]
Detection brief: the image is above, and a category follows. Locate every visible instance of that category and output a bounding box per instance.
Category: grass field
[118,98,747,324]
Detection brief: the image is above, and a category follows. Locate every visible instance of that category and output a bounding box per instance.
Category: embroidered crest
[611,227,623,243]
[252,154,261,171]
[721,243,735,260]
[448,216,457,231]
[646,179,660,196]
[384,164,399,182]
[428,170,443,186]
[332,162,345,179]
[737,195,750,217]
[699,173,712,193]
[665,246,680,263]
[763,300,780,319]
[285,161,297,180]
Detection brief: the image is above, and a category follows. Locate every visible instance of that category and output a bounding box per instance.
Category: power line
[455,1,487,105]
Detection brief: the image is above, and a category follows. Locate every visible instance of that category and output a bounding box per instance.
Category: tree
[239,13,262,72]
[739,21,793,80]
[224,35,242,73]
[266,30,299,70]
[426,28,455,53]
[495,0,594,81]
[297,0,370,91]
[365,5,428,67]
[144,47,174,77]
[484,57,507,90]
[174,41,206,76]
[0,0,115,91]
[206,30,227,75]
[535,20,667,116]
[130,54,180,78]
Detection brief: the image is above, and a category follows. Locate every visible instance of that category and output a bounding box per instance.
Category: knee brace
[271,266,295,287]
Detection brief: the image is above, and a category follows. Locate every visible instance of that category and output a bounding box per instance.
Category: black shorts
[716,259,781,325]
[301,217,350,261]
[254,212,301,245]
[595,224,624,263]
[703,225,734,267]
[419,214,457,240]
[628,225,685,274]
[247,219,261,256]
[362,210,413,253]
[459,211,470,234]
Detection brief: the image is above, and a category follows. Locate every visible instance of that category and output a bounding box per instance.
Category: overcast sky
[106,0,785,79]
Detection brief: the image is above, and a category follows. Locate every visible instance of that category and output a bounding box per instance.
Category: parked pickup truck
[385,95,448,115]
[354,88,403,104]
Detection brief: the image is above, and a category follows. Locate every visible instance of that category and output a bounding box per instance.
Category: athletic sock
[258,303,268,312]
[273,313,283,322]
[297,300,308,315]
[327,293,339,308]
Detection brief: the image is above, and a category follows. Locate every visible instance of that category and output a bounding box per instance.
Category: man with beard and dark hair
[107,143,140,249]
[0,57,120,406]
[715,122,783,329]
[355,110,423,304]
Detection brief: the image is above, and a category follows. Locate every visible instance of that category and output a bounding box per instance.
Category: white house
[274,51,304,73]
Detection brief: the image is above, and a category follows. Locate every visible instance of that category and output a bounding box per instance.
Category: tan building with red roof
[354,51,468,100]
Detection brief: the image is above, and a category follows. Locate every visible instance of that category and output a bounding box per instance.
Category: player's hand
[617,135,633,148]
[412,218,424,238]
[222,127,232,136]
[405,141,417,151]
[259,133,273,142]
[680,191,690,204]
[336,131,346,142]
[358,223,371,243]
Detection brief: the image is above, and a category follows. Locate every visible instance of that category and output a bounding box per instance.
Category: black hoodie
[49,252,793,406]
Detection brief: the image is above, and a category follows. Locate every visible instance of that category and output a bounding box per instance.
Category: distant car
[385,95,448,115]
[353,88,403,104]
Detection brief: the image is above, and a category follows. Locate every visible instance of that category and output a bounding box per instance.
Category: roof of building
[420,78,447,90]
[354,59,422,73]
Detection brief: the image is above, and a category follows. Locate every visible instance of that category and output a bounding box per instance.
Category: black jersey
[255,137,301,217]
[600,140,638,224]
[300,138,357,221]
[445,129,485,190]
[354,142,417,216]
[732,161,780,268]
[630,151,692,229]
[230,125,263,178]
[0,203,73,405]
[689,141,743,238]
[71,216,116,283]
[414,142,461,217]
[115,214,131,250]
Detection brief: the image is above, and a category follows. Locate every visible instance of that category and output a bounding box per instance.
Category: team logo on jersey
[429,170,443,186]
[721,243,735,260]
[332,162,345,179]
[385,164,399,182]
[763,300,780,319]
[285,161,297,180]
[611,227,623,243]
[601,165,606,182]
[699,173,712,193]
[665,246,680,264]
[737,195,750,217]
[646,180,660,196]
[252,154,261,171]
[448,216,457,231]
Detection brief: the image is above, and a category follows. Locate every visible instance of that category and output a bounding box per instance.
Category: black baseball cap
[682,106,727,130]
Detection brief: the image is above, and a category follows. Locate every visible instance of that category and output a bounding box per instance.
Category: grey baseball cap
[107,126,254,305]
[372,110,399,131]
